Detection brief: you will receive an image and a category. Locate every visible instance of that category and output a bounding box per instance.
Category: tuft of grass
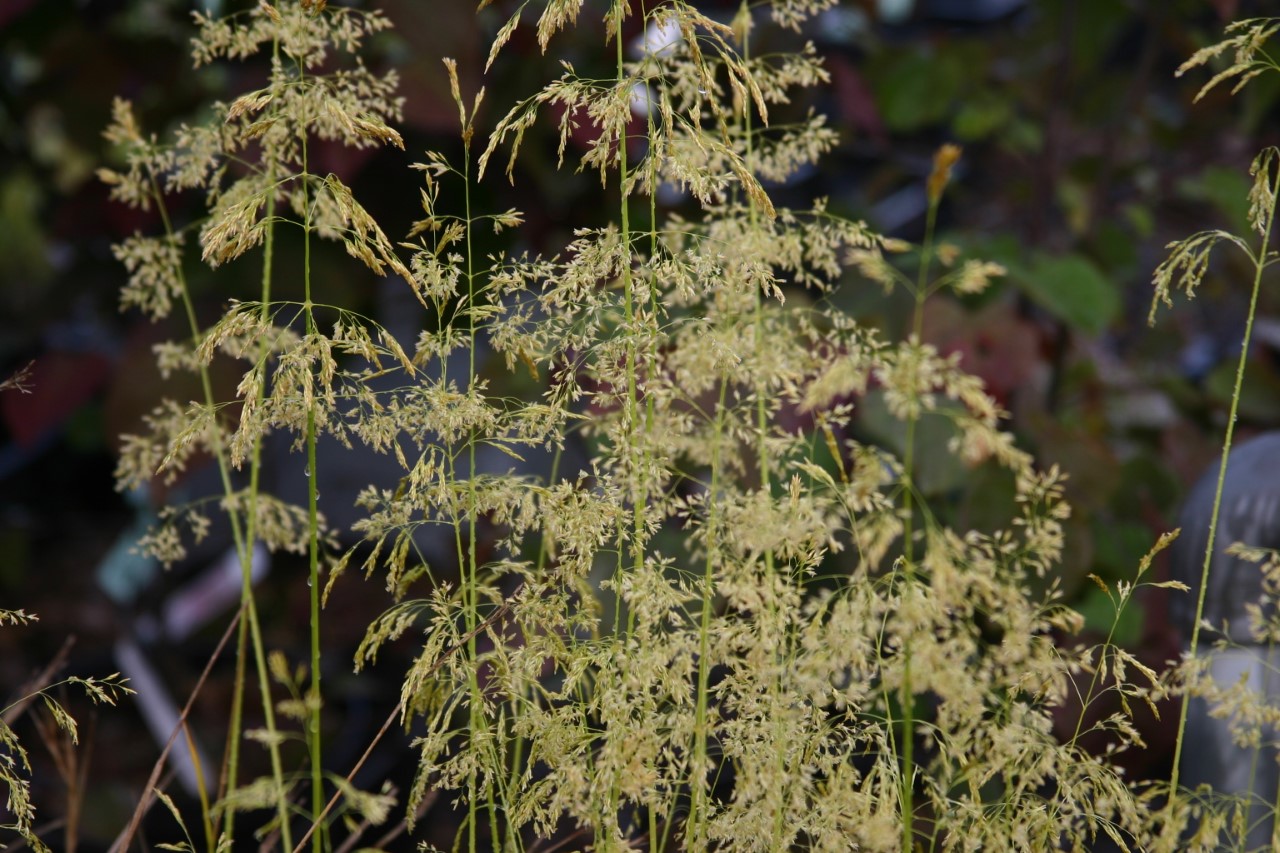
[2,612,133,853]
[86,3,1280,852]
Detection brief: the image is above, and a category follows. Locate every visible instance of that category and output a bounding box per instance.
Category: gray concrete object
[1170,432,1280,644]
[1170,431,1280,851]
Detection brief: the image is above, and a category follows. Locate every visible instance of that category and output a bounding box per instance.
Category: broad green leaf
[1178,165,1252,236]
[1074,584,1143,647]
[1069,0,1129,69]
[1017,253,1120,336]
[858,390,968,496]
[874,50,966,133]
[1205,358,1280,422]
[1091,519,1153,580]
[952,93,1012,141]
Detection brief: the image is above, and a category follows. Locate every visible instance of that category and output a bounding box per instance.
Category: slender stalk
[616,0,644,606]
[1164,160,1279,839]
[612,2,647,840]
[503,697,526,853]
[179,722,215,851]
[141,158,291,850]
[239,492,292,851]
[222,576,250,841]
[300,103,324,853]
[737,2,770,503]
[690,376,730,850]
[730,3,792,843]
[228,32,300,851]
[641,7,663,845]
[461,99,488,853]
[896,194,938,852]
[221,46,289,827]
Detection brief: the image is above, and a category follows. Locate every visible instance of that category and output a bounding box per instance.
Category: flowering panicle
[97,0,1204,850]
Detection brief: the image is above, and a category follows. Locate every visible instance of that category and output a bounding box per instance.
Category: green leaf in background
[962,239,1119,336]
[1241,66,1280,136]
[874,49,966,133]
[1205,357,1280,422]
[1017,253,1120,336]
[1056,177,1092,237]
[1092,219,1140,278]
[1177,165,1252,236]
[1074,583,1143,647]
[858,390,968,496]
[1112,452,1181,516]
[1000,117,1043,154]
[1069,0,1130,70]
[1122,202,1155,239]
[952,91,1013,141]
[0,172,52,286]
[1091,519,1154,582]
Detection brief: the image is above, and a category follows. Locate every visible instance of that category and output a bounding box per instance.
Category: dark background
[1,0,1276,848]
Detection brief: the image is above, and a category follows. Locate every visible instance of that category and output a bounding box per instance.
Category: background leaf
[1016,252,1121,336]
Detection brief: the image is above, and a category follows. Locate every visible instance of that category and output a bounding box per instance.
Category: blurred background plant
[3,0,1280,849]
